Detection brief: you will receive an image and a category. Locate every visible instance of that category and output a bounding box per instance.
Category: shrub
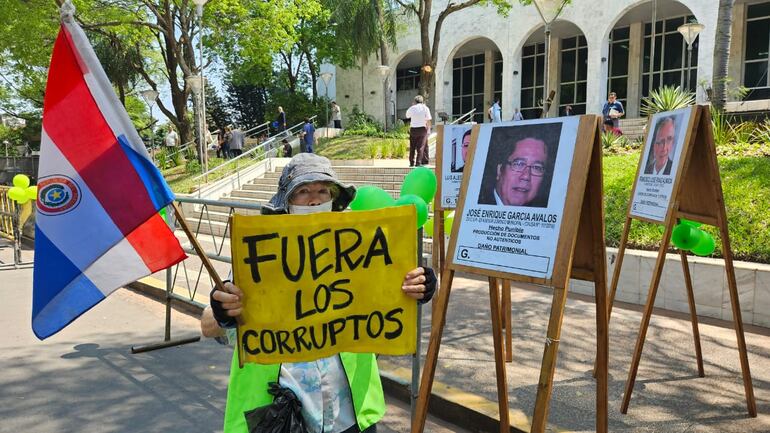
[392,140,407,158]
[640,85,695,116]
[155,147,169,169]
[379,142,392,158]
[170,147,183,166]
[366,142,379,159]
[711,110,770,157]
[185,158,201,174]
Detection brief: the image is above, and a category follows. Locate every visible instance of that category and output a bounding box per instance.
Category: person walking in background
[164,126,179,148]
[602,92,624,129]
[331,101,342,129]
[406,95,431,167]
[488,100,502,123]
[216,127,227,159]
[229,125,245,158]
[276,106,287,134]
[512,108,524,121]
[301,117,316,153]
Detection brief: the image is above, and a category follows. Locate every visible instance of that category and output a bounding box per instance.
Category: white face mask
[288,200,333,215]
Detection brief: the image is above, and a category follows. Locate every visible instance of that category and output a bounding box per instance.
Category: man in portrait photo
[644,115,678,175]
[478,123,561,208]
[451,129,472,173]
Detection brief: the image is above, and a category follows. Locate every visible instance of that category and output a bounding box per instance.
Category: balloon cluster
[349,167,436,229]
[671,219,716,256]
[6,174,37,205]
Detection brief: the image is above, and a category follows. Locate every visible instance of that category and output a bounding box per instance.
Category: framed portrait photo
[450,117,580,279]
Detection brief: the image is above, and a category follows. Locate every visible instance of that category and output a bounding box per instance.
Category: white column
[484,49,494,122]
[626,22,643,118]
[547,37,560,117]
[727,3,746,102]
[586,32,608,115]
[503,53,519,120]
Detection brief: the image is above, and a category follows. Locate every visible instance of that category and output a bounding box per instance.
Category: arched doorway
[607,1,699,117]
[393,51,422,126]
[519,20,587,119]
[446,37,503,123]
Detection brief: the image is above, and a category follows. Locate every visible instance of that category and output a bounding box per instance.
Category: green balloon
[671,224,702,250]
[691,232,716,256]
[395,194,428,228]
[12,174,30,189]
[349,186,395,211]
[423,218,434,238]
[401,167,437,204]
[8,186,26,203]
[680,218,702,228]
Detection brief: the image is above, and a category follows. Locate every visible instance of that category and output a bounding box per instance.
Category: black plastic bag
[244,382,307,433]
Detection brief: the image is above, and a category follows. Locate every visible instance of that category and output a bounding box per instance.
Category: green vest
[223,351,386,433]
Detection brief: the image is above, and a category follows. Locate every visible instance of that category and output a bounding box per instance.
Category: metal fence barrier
[0,185,34,270]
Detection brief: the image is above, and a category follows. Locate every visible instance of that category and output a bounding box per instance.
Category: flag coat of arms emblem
[32,16,186,339]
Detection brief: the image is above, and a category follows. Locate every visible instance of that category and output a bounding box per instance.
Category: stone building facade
[328,0,770,126]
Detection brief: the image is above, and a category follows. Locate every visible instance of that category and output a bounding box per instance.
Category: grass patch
[316,136,409,160]
[605,152,770,263]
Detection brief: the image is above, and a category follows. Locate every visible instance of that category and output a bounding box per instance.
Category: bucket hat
[262,153,356,214]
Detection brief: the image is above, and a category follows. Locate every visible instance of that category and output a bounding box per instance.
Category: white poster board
[439,124,473,209]
[629,107,692,222]
[451,118,579,279]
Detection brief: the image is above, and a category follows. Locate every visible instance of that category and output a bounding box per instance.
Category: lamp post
[320,71,333,138]
[376,65,391,132]
[140,89,159,164]
[192,0,208,177]
[677,22,705,92]
[532,0,569,118]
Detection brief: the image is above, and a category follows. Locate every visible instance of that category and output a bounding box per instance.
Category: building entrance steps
[617,118,648,141]
[379,272,770,433]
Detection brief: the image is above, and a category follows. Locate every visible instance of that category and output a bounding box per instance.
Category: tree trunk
[712,0,735,111]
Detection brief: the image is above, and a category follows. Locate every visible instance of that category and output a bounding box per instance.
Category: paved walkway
[4,237,770,432]
[379,272,770,432]
[0,238,466,433]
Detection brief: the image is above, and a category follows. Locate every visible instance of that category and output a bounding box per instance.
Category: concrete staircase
[618,117,648,141]
[183,163,434,257]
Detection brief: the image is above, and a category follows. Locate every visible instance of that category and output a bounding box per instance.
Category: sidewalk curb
[377,360,532,433]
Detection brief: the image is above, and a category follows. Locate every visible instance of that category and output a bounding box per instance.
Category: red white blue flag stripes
[32,18,186,339]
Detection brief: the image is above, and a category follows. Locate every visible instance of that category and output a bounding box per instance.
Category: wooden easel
[414,116,608,433]
[607,105,756,416]
[434,126,513,362]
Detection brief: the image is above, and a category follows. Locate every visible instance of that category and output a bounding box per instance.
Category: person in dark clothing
[276,106,287,134]
[281,139,292,157]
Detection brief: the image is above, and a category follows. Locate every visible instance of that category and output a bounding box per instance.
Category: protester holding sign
[201,153,436,433]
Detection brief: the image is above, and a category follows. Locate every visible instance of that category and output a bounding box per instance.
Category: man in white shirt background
[405,95,432,166]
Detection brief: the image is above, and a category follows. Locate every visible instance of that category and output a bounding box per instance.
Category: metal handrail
[190,116,316,187]
[451,108,476,124]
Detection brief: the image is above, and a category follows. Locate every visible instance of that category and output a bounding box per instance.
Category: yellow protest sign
[231,206,417,365]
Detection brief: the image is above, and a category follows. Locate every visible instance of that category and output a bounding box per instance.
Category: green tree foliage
[205,82,232,131]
